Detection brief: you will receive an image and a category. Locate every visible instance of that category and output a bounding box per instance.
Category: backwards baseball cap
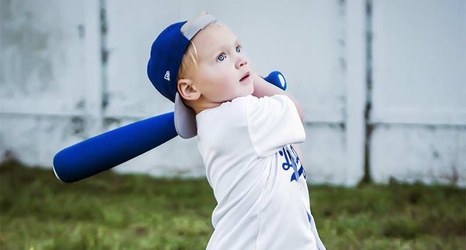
[147,14,217,138]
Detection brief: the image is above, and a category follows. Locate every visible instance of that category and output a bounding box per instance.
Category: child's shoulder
[245,94,292,108]
[234,94,290,105]
[213,95,254,111]
[198,94,291,119]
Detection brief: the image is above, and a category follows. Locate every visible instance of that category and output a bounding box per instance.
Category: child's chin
[243,87,254,97]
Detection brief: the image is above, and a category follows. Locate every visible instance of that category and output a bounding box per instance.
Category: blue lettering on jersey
[279,145,306,182]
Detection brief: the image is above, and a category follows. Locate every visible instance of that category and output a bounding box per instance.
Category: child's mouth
[240,73,250,82]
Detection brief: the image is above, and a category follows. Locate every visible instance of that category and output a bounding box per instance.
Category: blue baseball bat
[53,71,287,183]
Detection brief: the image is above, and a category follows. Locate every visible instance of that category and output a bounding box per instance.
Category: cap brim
[175,93,197,139]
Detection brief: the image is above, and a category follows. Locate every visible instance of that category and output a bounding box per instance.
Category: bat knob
[263,71,287,91]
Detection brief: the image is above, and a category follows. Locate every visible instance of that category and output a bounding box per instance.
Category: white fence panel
[371,0,466,185]
[0,0,102,166]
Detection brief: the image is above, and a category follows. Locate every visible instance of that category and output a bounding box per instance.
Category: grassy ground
[0,160,465,250]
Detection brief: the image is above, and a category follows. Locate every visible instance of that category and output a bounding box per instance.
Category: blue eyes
[217,46,242,62]
[217,54,226,61]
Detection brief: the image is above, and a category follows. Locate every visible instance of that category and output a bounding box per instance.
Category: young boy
[147,14,326,250]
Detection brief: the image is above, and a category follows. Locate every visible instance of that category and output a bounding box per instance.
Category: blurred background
[1,0,465,186]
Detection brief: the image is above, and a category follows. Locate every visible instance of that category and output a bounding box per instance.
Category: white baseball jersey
[196,95,325,250]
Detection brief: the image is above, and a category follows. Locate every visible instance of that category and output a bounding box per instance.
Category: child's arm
[252,73,305,161]
[252,74,303,162]
[252,73,304,121]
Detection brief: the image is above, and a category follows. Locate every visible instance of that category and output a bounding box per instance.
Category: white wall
[0,0,103,164]
[370,0,466,184]
[1,0,465,186]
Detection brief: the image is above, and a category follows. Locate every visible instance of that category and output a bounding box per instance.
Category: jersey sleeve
[246,95,306,157]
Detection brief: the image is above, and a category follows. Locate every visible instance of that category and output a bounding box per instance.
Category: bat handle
[263,71,287,91]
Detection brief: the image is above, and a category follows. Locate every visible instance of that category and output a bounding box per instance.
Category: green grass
[1,160,465,250]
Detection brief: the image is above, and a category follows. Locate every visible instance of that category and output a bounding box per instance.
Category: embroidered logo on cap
[164,71,171,81]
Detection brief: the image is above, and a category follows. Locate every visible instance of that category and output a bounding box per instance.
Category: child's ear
[178,78,201,101]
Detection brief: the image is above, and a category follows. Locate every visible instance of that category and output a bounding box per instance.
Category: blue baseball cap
[147,15,217,139]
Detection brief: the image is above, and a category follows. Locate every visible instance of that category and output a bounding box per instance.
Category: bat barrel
[53,112,177,183]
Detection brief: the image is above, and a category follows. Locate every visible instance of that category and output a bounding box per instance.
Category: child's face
[189,23,254,104]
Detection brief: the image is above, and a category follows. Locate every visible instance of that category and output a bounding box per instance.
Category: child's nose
[235,55,248,69]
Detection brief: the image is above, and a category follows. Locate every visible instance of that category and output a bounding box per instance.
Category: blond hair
[178,41,198,79]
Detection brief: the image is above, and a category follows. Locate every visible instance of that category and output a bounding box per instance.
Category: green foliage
[1,160,465,249]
